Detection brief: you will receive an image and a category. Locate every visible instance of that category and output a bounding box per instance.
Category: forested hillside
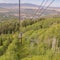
[0,17,60,60]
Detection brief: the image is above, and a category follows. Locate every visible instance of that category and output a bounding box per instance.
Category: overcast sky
[0,0,60,7]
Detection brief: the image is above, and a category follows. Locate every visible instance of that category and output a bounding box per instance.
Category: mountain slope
[0,17,60,60]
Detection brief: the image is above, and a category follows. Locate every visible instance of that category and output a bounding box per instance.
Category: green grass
[0,17,60,60]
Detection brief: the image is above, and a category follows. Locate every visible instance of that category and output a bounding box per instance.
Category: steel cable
[38,0,55,18]
[32,0,46,19]
[36,0,48,17]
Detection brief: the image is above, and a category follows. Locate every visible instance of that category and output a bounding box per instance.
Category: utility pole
[18,0,22,45]
[0,22,3,46]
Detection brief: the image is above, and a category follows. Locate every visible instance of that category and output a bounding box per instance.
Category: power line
[38,0,55,18]
[36,0,48,16]
[32,0,46,19]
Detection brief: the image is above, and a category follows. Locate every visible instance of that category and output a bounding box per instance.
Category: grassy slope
[0,17,60,60]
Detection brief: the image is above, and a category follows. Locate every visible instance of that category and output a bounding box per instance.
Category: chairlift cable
[36,0,49,17]
[38,0,55,18]
[32,0,46,19]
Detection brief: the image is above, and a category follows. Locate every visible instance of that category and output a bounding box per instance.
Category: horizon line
[0,3,59,7]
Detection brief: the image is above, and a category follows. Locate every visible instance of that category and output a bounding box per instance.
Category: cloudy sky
[0,0,60,7]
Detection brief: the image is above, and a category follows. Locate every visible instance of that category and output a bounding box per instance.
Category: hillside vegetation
[0,17,60,60]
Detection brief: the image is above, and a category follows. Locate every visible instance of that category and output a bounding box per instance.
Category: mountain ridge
[0,3,60,8]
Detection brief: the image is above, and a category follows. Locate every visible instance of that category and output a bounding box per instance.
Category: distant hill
[0,3,60,19]
[0,3,18,8]
[0,3,60,10]
[0,3,38,8]
[21,3,38,7]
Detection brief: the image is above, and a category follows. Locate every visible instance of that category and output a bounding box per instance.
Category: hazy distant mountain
[21,3,38,7]
[0,3,60,19]
[0,3,39,8]
[0,3,18,8]
[0,3,60,9]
